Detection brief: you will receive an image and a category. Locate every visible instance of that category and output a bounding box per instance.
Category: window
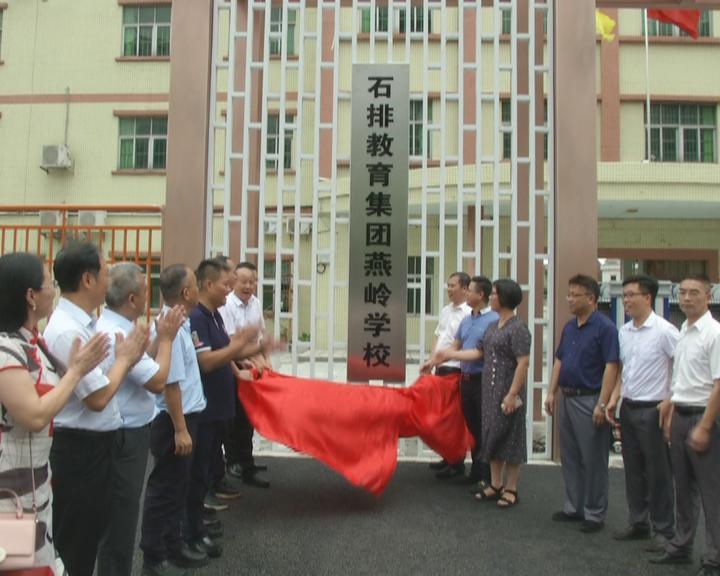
[118,116,168,170]
[122,5,171,57]
[266,114,295,171]
[269,7,297,56]
[407,257,434,315]
[395,6,425,33]
[409,99,432,158]
[502,9,512,34]
[360,7,389,33]
[646,103,716,163]
[644,10,711,38]
[501,100,512,160]
[262,260,292,313]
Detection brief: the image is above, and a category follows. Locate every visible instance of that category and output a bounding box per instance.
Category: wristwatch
[598,402,607,411]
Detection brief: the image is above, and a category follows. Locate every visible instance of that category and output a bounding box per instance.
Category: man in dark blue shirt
[187,260,261,559]
[545,274,619,534]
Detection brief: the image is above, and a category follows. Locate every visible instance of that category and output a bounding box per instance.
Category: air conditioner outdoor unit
[263,220,279,235]
[39,210,62,227]
[77,210,107,227]
[286,217,311,236]
[41,145,74,171]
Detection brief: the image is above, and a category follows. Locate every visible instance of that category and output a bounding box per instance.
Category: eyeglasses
[622,291,647,299]
[566,292,589,300]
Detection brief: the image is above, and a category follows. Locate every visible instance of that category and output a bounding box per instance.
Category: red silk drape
[237,371,472,496]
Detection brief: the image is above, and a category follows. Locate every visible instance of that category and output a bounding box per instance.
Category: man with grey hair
[96,262,185,576]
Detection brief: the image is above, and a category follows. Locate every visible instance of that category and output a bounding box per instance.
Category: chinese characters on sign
[347,65,409,383]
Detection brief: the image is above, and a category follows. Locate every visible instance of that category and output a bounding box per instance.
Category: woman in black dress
[474,279,531,508]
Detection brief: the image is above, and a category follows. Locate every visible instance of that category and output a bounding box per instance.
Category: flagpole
[644,9,652,162]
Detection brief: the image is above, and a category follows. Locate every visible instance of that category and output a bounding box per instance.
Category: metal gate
[205,0,555,460]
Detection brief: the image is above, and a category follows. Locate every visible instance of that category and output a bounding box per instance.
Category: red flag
[237,371,472,496]
[647,9,701,39]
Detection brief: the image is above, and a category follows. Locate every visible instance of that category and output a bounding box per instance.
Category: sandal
[497,489,519,509]
[473,482,504,502]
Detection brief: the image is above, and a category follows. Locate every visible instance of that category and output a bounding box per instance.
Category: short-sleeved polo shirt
[556,310,620,391]
[97,308,160,428]
[43,297,121,431]
[189,303,236,422]
[454,306,499,375]
[155,307,206,416]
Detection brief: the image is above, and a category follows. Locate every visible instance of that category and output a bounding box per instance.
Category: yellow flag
[595,10,616,42]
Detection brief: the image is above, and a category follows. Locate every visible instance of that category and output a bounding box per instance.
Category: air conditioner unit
[286,217,311,236]
[41,145,73,171]
[77,210,107,227]
[39,210,62,227]
[263,220,279,235]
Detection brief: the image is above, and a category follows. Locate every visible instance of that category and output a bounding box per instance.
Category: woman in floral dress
[474,279,531,509]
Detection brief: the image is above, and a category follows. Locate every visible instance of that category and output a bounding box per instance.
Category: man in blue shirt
[96,263,184,576]
[424,276,498,488]
[546,274,619,533]
[186,260,261,559]
[140,264,209,575]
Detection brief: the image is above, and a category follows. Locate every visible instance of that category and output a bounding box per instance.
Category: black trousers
[619,400,675,538]
[140,411,200,565]
[97,425,151,576]
[186,419,227,540]
[460,373,490,482]
[50,427,116,576]
[224,397,255,470]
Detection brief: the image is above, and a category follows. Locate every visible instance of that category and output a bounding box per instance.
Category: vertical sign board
[347,64,410,383]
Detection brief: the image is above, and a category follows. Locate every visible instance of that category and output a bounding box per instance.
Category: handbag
[0,435,38,570]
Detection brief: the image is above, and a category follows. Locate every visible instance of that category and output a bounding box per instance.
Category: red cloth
[647,9,701,39]
[237,371,472,496]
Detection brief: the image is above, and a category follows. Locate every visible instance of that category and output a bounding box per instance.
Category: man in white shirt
[44,241,147,576]
[606,275,679,546]
[96,263,184,576]
[219,261,270,488]
[422,272,471,475]
[649,274,720,576]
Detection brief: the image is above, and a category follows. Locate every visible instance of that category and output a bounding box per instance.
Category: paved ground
[132,456,706,576]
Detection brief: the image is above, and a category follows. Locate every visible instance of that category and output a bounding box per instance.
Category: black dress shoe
[649,552,692,565]
[142,560,188,576]
[251,463,268,472]
[204,522,223,539]
[188,535,222,559]
[435,463,465,480]
[242,472,270,488]
[429,459,448,471]
[551,511,584,522]
[580,520,604,533]
[168,543,209,568]
[227,463,244,478]
[613,524,651,541]
[697,565,720,576]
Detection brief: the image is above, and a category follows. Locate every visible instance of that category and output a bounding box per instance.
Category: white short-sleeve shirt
[97,308,160,428]
[219,292,265,337]
[43,297,121,431]
[619,311,680,402]
[671,310,720,406]
[434,302,471,369]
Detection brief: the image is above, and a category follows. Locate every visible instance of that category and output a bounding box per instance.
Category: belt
[623,398,661,409]
[436,366,462,376]
[561,387,598,397]
[674,404,705,416]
